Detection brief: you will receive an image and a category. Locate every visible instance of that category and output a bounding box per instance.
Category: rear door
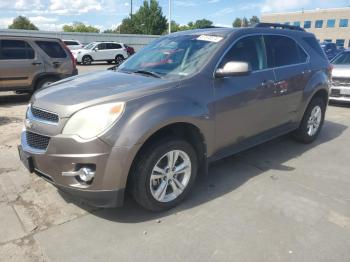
[0,39,44,90]
[264,35,310,123]
[214,35,278,150]
[106,43,123,59]
[34,40,73,75]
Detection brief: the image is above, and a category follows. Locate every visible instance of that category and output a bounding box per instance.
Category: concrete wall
[0,29,160,51]
[261,7,350,48]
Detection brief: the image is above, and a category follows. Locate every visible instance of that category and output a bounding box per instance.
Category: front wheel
[115,55,124,66]
[292,97,326,143]
[82,56,92,65]
[130,138,198,211]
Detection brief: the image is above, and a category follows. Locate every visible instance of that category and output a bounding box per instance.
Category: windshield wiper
[132,70,162,78]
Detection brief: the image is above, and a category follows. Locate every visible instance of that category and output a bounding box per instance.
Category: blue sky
[0,0,349,31]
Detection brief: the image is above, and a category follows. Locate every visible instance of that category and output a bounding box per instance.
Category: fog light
[62,167,95,183]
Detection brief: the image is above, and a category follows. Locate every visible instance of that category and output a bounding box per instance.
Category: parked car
[321,42,342,60]
[125,44,135,56]
[63,40,84,50]
[19,24,330,211]
[330,49,350,102]
[0,36,77,93]
[72,42,128,65]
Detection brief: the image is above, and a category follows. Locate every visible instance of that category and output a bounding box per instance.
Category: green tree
[119,0,167,35]
[242,17,249,27]
[8,16,38,30]
[62,22,100,33]
[249,16,260,25]
[232,18,242,27]
[193,19,213,29]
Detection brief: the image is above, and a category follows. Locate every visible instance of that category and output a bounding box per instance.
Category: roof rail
[254,23,305,32]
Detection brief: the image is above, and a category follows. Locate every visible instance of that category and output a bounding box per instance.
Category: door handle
[32,62,42,65]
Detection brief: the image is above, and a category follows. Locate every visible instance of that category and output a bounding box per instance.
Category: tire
[82,55,92,65]
[115,55,124,66]
[130,138,198,211]
[35,77,58,92]
[292,96,326,144]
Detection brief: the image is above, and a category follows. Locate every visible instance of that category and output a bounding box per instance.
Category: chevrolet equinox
[19,24,331,211]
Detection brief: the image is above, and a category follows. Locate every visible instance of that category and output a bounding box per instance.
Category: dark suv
[19,24,330,211]
[0,36,77,93]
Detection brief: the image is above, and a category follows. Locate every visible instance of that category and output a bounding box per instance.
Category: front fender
[102,95,214,151]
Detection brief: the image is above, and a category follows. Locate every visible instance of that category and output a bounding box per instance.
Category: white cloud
[173,1,197,7]
[0,0,44,10]
[0,18,14,29]
[208,0,220,3]
[261,0,311,13]
[49,0,102,15]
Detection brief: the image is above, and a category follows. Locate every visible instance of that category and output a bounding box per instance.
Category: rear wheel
[35,77,58,92]
[292,97,326,143]
[115,55,124,66]
[130,138,198,211]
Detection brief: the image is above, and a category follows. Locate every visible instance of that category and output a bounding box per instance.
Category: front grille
[26,131,50,150]
[31,107,59,123]
[331,89,341,97]
[332,77,350,86]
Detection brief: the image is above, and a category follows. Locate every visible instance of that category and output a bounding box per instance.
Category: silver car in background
[330,49,350,102]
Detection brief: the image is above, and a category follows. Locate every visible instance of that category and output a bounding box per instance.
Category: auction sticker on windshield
[197,35,223,43]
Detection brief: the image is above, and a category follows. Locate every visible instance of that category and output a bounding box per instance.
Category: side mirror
[94,48,99,51]
[215,61,251,78]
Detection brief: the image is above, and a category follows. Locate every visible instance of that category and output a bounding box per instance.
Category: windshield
[84,43,96,50]
[332,52,350,64]
[118,34,224,79]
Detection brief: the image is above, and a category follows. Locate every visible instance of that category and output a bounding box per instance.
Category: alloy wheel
[149,150,192,203]
[307,105,322,136]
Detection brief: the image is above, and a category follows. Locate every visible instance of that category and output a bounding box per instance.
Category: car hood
[32,70,176,118]
[332,64,350,78]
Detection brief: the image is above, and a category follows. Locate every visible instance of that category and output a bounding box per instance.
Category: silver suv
[0,36,77,93]
[19,24,331,211]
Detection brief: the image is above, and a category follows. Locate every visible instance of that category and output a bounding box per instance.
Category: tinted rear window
[64,41,79,45]
[264,35,308,67]
[35,41,67,58]
[106,43,122,49]
[0,40,35,60]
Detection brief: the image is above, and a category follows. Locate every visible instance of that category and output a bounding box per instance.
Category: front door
[213,35,277,152]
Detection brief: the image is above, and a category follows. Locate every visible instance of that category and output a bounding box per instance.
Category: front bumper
[19,130,135,208]
[329,85,350,102]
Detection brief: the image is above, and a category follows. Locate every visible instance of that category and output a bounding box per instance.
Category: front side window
[304,21,311,28]
[327,19,335,28]
[293,21,301,27]
[324,39,332,43]
[264,35,308,67]
[84,43,95,49]
[35,41,67,58]
[219,35,266,71]
[332,52,350,64]
[339,19,349,27]
[0,40,34,60]
[119,34,224,79]
[97,43,106,50]
[315,20,323,28]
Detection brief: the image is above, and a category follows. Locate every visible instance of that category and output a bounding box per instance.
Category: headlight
[62,102,125,139]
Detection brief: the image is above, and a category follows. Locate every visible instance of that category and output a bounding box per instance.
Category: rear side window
[220,35,267,71]
[264,35,308,67]
[303,37,327,60]
[0,40,35,60]
[35,41,67,58]
[106,43,122,49]
[97,43,107,50]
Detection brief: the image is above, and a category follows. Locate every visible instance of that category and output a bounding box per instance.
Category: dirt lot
[0,65,350,261]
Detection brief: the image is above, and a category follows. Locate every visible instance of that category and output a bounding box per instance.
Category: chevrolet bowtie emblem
[25,119,33,129]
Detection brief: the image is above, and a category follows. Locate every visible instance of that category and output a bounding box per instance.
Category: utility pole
[130,0,133,18]
[168,0,171,34]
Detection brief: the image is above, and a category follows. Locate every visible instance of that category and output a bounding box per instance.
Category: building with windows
[261,7,350,48]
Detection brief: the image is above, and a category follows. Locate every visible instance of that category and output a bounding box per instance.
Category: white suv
[72,42,128,65]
